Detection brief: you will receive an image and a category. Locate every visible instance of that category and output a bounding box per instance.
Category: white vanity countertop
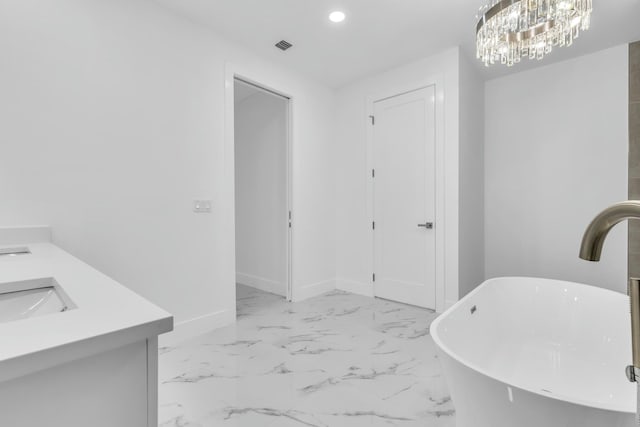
[0,227,173,382]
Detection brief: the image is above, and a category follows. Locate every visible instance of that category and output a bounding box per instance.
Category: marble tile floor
[158,284,456,426]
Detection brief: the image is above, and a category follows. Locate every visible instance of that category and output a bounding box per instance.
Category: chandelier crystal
[476,0,592,66]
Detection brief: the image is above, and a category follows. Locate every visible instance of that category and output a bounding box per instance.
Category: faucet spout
[579,201,640,262]
[579,200,640,382]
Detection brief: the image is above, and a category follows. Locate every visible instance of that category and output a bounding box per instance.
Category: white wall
[485,45,629,294]
[458,54,486,297]
[234,89,288,296]
[0,0,335,341]
[5,0,626,333]
[335,48,461,310]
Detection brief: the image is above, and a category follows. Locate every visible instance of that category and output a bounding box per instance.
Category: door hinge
[373,273,376,282]
[372,169,375,178]
[369,115,375,125]
[372,221,375,230]
[288,211,292,228]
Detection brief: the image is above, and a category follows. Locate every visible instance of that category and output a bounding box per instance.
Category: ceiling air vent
[275,40,293,51]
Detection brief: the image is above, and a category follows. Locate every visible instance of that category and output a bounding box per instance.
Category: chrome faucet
[579,201,640,382]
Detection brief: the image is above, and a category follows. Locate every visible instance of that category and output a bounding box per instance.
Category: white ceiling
[155,0,640,88]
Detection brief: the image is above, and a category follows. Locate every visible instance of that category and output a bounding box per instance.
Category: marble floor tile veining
[159,285,456,426]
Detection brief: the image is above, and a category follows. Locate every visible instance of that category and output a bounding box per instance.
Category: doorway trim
[224,64,294,308]
[365,75,447,313]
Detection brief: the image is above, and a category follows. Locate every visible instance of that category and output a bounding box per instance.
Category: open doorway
[233,77,292,317]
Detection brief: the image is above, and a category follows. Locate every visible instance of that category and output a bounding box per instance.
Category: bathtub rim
[430,276,635,415]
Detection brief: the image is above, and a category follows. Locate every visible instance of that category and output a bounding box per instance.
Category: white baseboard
[293,279,336,302]
[336,278,374,297]
[159,309,235,347]
[236,272,286,296]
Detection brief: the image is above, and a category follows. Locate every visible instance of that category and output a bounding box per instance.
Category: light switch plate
[193,200,212,213]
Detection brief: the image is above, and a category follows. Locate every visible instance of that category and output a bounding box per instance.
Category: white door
[372,86,436,309]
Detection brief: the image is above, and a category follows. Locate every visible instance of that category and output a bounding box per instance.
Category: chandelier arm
[505,20,555,43]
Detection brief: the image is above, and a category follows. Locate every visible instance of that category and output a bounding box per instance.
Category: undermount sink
[0,247,31,257]
[0,278,76,324]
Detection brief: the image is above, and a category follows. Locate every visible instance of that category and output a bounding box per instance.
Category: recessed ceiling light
[329,11,346,23]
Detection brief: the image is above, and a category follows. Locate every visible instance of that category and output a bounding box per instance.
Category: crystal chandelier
[476,0,592,66]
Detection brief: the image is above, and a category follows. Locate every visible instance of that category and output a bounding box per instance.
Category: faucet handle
[626,365,639,382]
[628,278,640,374]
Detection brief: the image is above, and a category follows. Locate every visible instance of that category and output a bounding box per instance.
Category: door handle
[418,222,434,229]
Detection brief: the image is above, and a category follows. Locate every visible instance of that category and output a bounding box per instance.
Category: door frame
[366,76,447,312]
[224,64,294,306]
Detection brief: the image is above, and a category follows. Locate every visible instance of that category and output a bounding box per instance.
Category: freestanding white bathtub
[431,277,636,427]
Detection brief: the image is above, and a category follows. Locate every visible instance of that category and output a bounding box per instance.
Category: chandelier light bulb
[558,1,572,10]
